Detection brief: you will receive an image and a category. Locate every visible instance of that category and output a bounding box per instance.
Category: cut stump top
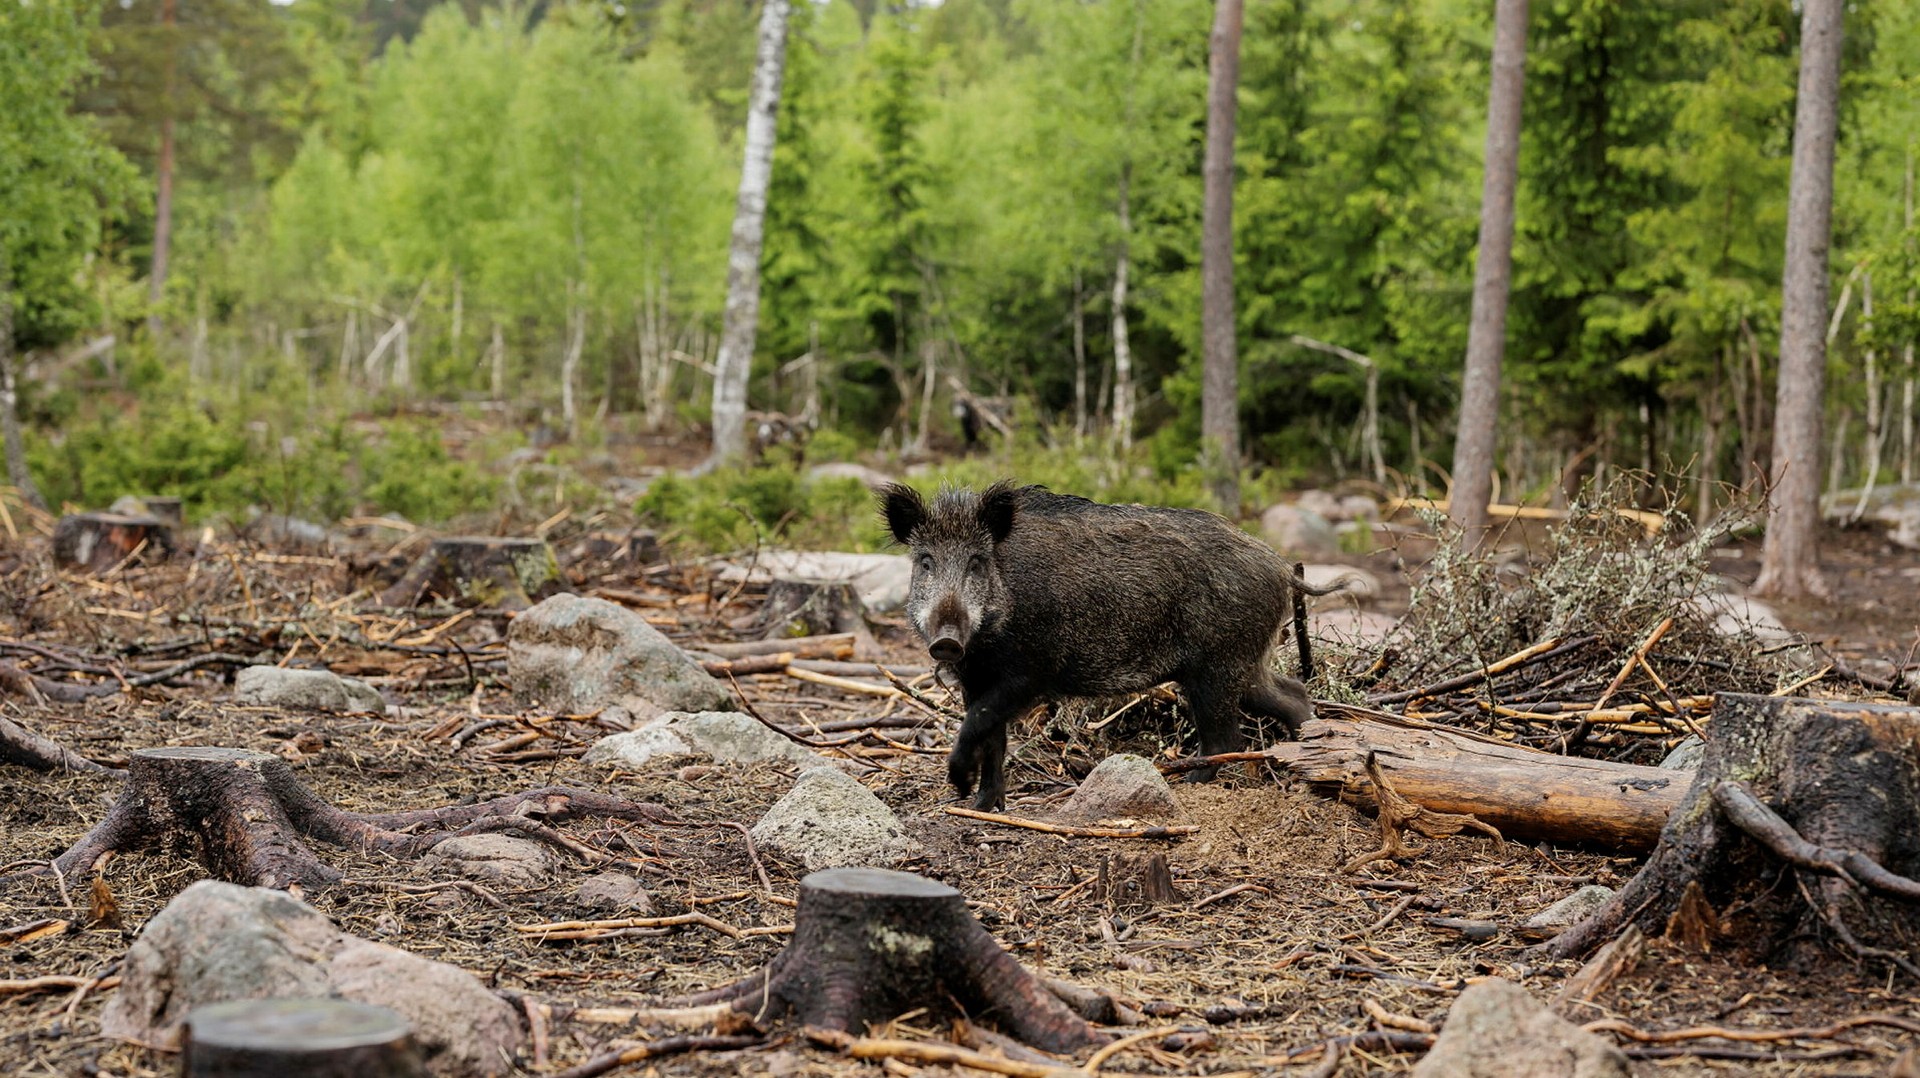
[133,747,277,766]
[802,867,958,900]
[184,998,412,1051]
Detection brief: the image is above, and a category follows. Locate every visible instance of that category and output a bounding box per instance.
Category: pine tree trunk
[1199,0,1244,514]
[1903,149,1915,486]
[1449,0,1528,547]
[1755,0,1843,598]
[146,0,179,342]
[707,0,792,469]
[1072,268,1087,441]
[0,247,47,510]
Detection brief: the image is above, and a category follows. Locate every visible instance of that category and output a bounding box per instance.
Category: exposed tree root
[1340,752,1504,873]
[0,746,680,894]
[0,715,123,776]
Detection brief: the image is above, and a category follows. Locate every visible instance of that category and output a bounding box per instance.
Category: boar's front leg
[948,680,1033,811]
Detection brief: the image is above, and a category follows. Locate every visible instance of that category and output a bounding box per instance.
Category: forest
[0,0,1913,535]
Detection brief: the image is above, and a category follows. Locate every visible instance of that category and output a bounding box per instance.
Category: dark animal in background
[879,481,1340,810]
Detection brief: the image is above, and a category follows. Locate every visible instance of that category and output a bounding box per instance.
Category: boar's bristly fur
[877,480,1327,810]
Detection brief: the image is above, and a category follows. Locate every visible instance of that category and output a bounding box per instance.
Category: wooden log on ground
[0,715,124,775]
[379,536,561,611]
[0,746,681,895]
[1246,709,1689,852]
[1549,694,1920,977]
[676,867,1109,1052]
[696,633,857,660]
[182,998,425,1077]
[52,512,174,573]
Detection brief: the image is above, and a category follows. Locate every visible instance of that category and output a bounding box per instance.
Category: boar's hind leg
[949,682,1033,810]
[1242,675,1315,739]
[1179,676,1248,783]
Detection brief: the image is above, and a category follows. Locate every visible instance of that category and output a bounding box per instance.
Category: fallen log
[1168,706,1690,852]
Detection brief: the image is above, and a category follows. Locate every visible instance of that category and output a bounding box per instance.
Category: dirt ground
[2,510,1918,1077]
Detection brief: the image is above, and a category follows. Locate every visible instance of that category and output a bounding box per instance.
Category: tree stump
[52,512,174,573]
[1096,852,1179,909]
[684,867,1109,1052]
[1549,694,1920,978]
[110,495,185,531]
[760,578,879,658]
[181,998,425,1078]
[0,746,680,895]
[379,536,561,611]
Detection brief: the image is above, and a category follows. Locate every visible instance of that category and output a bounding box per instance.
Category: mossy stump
[379,536,561,611]
[683,867,1109,1052]
[181,998,425,1078]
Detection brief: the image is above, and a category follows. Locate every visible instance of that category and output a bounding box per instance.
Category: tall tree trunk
[562,288,583,441]
[1111,179,1134,449]
[1199,0,1244,514]
[1071,268,1086,441]
[1449,0,1528,547]
[147,0,179,342]
[0,247,47,511]
[1904,148,1915,487]
[705,0,792,470]
[1755,0,1843,599]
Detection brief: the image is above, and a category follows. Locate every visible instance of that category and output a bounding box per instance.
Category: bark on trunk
[1755,0,1843,598]
[0,746,681,896]
[182,999,425,1078]
[1449,0,1528,547]
[1072,268,1087,441]
[680,867,1108,1052]
[1199,0,1244,513]
[146,0,178,341]
[707,0,792,468]
[1549,695,1920,980]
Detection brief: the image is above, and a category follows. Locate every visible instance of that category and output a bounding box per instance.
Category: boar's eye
[917,553,934,573]
[967,554,988,576]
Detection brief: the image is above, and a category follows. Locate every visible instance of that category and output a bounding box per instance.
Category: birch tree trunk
[1072,268,1086,441]
[0,245,47,510]
[706,0,792,469]
[1110,0,1144,452]
[1755,0,1843,599]
[1904,149,1916,486]
[1449,0,1528,548]
[146,0,178,342]
[1199,0,1244,514]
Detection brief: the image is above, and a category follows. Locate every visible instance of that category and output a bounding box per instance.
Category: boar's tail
[1291,562,1315,682]
[1290,564,1350,598]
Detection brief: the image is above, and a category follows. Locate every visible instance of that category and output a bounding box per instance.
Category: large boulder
[1057,754,1183,824]
[1413,978,1628,1078]
[509,593,731,719]
[234,666,386,713]
[100,881,521,1077]
[585,710,814,769]
[750,767,917,871]
[1260,504,1340,558]
[711,551,913,614]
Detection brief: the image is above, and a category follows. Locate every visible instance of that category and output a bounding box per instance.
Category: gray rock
[100,880,520,1076]
[422,834,555,889]
[576,872,653,913]
[808,462,896,489]
[1660,735,1706,771]
[1294,490,1342,520]
[234,666,385,713]
[1057,754,1183,824]
[1337,494,1381,523]
[1691,591,1798,649]
[750,767,918,870]
[1521,885,1617,938]
[1260,504,1340,558]
[1413,978,1627,1078]
[248,512,334,547]
[509,593,731,720]
[1311,608,1400,649]
[1301,563,1381,601]
[711,551,913,613]
[585,711,813,769]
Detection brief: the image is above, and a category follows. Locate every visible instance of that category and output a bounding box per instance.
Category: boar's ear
[977,480,1018,544]
[877,483,926,545]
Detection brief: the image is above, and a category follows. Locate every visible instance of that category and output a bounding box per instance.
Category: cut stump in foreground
[182,998,425,1078]
[379,536,561,610]
[681,867,1110,1053]
[1549,694,1920,977]
[0,747,679,894]
[52,512,175,573]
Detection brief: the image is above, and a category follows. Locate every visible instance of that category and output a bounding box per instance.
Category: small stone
[576,872,653,914]
[677,764,717,782]
[509,593,732,719]
[585,711,813,769]
[422,834,555,889]
[1057,754,1183,824]
[1520,885,1617,939]
[1660,736,1705,771]
[234,666,385,713]
[1412,978,1627,1078]
[1259,504,1339,558]
[751,767,918,870]
[584,723,697,768]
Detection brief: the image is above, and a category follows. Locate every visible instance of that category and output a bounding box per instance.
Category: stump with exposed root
[182,998,424,1078]
[682,867,1109,1052]
[1550,694,1920,978]
[759,579,879,658]
[0,746,679,894]
[380,536,561,610]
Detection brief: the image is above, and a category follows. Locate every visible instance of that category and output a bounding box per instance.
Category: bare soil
[1,508,1917,1077]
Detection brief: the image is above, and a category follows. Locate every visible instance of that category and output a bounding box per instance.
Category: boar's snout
[928,634,965,662]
